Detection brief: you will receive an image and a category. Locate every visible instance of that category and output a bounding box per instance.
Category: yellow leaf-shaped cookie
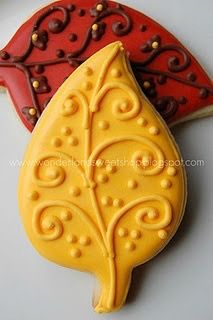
[18,42,186,313]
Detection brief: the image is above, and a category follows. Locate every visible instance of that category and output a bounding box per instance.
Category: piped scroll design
[28,43,177,312]
[61,89,90,129]
[0,1,212,130]
[92,82,141,120]
[88,135,165,179]
[33,152,89,188]
[32,200,106,256]
[107,194,172,253]
[0,2,132,126]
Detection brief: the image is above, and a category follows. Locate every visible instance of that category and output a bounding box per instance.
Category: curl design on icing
[107,195,172,253]
[32,200,106,255]
[14,6,70,63]
[33,154,66,188]
[33,203,63,241]
[0,3,212,129]
[110,8,132,36]
[18,40,187,312]
[138,44,191,73]
[61,90,89,129]
[71,5,132,57]
[0,3,132,127]
[132,39,213,118]
[33,152,89,188]
[88,135,164,180]
[136,202,172,230]
[92,82,141,120]
[155,96,179,119]
[131,148,164,176]
[48,7,70,34]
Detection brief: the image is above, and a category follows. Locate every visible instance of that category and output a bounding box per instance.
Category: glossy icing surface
[18,42,186,312]
[0,0,212,131]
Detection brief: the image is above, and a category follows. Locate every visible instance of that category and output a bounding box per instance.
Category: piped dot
[140,24,147,32]
[32,80,40,89]
[67,4,76,11]
[56,49,65,58]
[78,9,85,16]
[29,108,37,116]
[167,167,177,176]
[68,136,79,146]
[32,33,38,42]
[61,210,72,221]
[137,117,147,127]
[152,41,159,49]
[28,191,39,201]
[106,165,116,174]
[70,248,81,258]
[46,168,60,179]
[101,196,112,206]
[61,126,72,136]
[82,81,93,91]
[67,234,78,243]
[128,180,138,189]
[158,230,168,239]
[98,120,109,130]
[42,220,54,230]
[61,99,78,116]
[84,66,93,76]
[96,3,104,11]
[79,236,91,246]
[111,68,122,78]
[149,126,160,135]
[148,208,158,220]
[118,228,128,237]
[64,99,74,108]
[141,155,151,167]
[97,174,108,184]
[69,186,81,197]
[161,179,172,189]
[143,81,151,89]
[125,241,136,251]
[120,101,129,112]
[92,24,98,31]
[0,51,10,60]
[113,199,124,208]
[69,33,77,42]
[130,230,141,240]
[51,137,62,147]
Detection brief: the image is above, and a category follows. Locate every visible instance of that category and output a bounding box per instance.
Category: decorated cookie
[0,0,212,132]
[18,42,186,313]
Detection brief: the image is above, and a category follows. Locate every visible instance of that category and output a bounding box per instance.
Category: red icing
[0,0,212,132]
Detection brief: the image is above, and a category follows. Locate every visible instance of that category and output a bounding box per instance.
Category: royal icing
[18,42,186,312]
[0,0,212,131]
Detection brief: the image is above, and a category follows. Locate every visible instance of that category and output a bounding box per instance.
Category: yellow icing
[32,80,40,89]
[96,4,104,12]
[18,42,186,313]
[152,41,160,49]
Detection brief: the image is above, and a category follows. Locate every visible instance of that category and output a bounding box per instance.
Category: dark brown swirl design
[155,96,179,119]
[12,6,70,63]
[0,1,212,126]
[67,6,132,57]
[0,3,132,121]
[136,44,191,73]
[110,8,132,36]
[48,7,70,33]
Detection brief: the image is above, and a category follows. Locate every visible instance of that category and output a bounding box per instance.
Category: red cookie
[0,0,212,132]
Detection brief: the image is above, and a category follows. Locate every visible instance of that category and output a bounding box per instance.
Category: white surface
[0,1,213,319]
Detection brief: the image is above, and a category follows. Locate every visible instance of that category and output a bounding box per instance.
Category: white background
[0,1,212,319]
